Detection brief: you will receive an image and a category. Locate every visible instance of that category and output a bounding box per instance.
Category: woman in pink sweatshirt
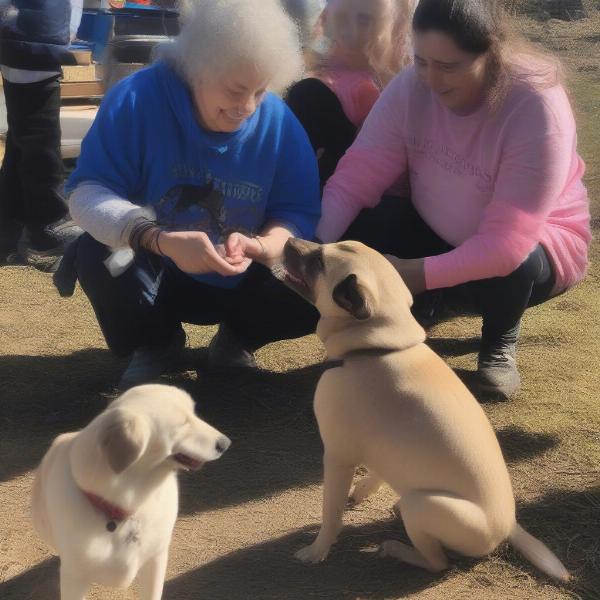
[316,0,591,400]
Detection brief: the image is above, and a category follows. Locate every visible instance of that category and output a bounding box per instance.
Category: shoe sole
[204,359,259,374]
[24,246,65,259]
[476,383,517,401]
[1,252,28,266]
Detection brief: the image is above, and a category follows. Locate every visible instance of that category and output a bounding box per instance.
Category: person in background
[64,0,321,390]
[286,0,416,187]
[280,0,325,48]
[0,0,83,266]
[316,0,591,400]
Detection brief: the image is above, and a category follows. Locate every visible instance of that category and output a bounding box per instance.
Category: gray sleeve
[70,0,84,39]
[68,181,156,248]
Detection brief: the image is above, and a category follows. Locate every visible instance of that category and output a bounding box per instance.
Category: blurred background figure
[0,0,83,267]
[286,0,416,187]
[280,0,325,47]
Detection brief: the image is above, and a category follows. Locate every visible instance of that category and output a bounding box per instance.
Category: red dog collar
[83,491,130,532]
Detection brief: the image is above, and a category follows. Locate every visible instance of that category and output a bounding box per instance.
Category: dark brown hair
[413,0,563,107]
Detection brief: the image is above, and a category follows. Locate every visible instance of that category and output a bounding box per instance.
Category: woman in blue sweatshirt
[65,0,321,389]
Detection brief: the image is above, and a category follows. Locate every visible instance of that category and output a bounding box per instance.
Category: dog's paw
[295,543,330,564]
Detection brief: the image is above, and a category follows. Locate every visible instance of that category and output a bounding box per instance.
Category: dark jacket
[0,0,74,71]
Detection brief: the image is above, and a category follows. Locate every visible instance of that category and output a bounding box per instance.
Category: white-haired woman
[62,0,321,389]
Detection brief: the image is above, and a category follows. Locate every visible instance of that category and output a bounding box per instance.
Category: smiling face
[413,30,488,114]
[191,65,270,133]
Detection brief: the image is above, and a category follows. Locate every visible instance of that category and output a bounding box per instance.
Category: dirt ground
[1,12,599,600]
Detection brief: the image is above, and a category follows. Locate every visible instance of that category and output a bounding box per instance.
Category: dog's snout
[285,237,320,257]
[215,436,231,455]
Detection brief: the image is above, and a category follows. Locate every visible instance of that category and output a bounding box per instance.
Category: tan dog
[274,238,569,581]
[31,384,231,600]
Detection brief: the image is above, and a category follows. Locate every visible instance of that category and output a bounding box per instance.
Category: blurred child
[286,0,415,185]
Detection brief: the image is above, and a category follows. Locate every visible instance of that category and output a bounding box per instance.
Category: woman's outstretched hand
[159,230,252,276]
[223,232,265,264]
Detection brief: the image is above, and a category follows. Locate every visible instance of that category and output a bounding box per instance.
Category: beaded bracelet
[129,219,164,256]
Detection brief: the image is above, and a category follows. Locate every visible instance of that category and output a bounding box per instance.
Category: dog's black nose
[215,436,231,454]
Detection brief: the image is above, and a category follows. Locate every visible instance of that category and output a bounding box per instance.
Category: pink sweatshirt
[318,68,381,127]
[317,67,591,293]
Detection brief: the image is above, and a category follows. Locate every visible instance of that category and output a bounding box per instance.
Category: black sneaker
[118,327,187,391]
[476,322,521,401]
[208,324,257,370]
[22,216,83,258]
[0,218,24,266]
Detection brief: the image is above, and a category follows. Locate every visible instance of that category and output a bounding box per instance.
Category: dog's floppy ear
[332,274,373,320]
[100,409,149,474]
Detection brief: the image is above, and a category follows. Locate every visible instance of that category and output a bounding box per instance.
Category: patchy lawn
[1,13,599,600]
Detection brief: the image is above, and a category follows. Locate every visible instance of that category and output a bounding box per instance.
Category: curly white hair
[165,0,304,92]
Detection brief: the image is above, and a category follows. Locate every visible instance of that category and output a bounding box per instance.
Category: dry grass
[1,14,599,600]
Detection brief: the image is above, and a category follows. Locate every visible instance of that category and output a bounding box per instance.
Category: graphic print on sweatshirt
[154,171,266,244]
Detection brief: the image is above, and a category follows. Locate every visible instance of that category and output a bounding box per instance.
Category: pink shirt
[317,67,591,293]
[318,68,381,127]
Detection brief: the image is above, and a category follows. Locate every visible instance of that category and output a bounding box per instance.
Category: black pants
[345,196,557,343]
[286,78,357,187]
[75,234,319,357]
[0,75,67,243]
[74,199,555,356]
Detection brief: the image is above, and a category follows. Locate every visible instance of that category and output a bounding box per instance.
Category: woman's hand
[384,255,426,295]
[224,224,293,267]
[158,230,252,276]
[223,232,265,264]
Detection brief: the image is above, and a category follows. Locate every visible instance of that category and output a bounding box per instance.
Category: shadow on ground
[0,557,60,600]
[0,348,123,482]
[427,336,480,358]
[3,486,598,600]
[0,345,563,517]
[0,349,328,514]
[163,486,600,600]
[164,520,450,600]
[172,355,326,515]
[496,426,559,464]
[512,486,600,599]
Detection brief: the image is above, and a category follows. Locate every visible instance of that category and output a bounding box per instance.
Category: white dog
[31,384,231,600]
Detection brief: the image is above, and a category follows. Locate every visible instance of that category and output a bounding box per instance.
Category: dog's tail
[508,523,570,582]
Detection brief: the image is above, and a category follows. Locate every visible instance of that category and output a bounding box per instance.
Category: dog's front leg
[60,563,89,600]
[138,548,169,600]
[295,453,354,563]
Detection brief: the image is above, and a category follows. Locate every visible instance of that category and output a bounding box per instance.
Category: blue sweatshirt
[67,61,321,288]
[0,0,73,71]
